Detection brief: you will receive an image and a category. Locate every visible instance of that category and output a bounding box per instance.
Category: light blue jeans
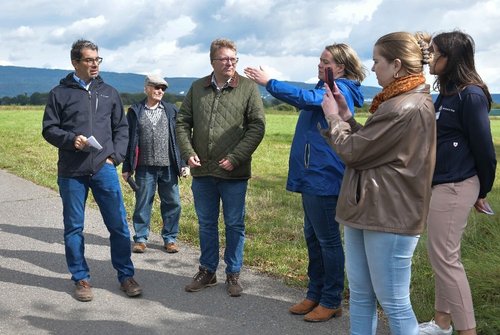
[344,226,419,335]
[191,177,247,274]
[132,165,181,244]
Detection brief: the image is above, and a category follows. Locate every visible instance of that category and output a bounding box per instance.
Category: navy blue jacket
[265,78,364,196]
[122,99,184,176]
[433,85,496,198]
[42,73,128,177]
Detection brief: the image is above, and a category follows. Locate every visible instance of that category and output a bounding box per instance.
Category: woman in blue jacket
[244,43,366,322]
[419,31,496,335]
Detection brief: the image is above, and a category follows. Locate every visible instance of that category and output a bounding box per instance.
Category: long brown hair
[431,31,492,109]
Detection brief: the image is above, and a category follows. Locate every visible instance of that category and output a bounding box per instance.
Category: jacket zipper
[89,90,94,172]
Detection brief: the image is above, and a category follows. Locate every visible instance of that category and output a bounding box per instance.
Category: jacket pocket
[304,143,310,168]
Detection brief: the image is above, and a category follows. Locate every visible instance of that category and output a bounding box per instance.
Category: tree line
[0,91,305,111]
[0,91,187,106]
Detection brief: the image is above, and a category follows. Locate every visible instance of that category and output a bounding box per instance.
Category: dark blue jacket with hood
[42,73,128,177]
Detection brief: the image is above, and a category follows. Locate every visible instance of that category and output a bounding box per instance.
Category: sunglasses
[149,85,166,92]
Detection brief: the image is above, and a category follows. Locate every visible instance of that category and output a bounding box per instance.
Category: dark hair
[70,39,98,61]
[431,30,491,109]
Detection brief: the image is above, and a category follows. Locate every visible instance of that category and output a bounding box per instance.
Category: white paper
[87,136,103,151]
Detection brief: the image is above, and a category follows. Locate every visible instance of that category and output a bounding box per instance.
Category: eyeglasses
[213,57,239,64]
[78,57,103,65]
[148,85,166,92]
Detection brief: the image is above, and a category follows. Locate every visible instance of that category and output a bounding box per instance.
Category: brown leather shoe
[132,242,146,253]
[304,305,342,322]
[226,273,243,297]
[74,280,93,302]
[164,242,179,253]
[289,298,319,315]
[120,277,142,297]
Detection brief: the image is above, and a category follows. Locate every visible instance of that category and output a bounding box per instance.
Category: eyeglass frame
[77,57,103,65]
[212,57,239,64]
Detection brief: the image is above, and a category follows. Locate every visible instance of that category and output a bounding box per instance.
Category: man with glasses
[176,38,265,297]
[42,39,142,302]
[122,74,188,255]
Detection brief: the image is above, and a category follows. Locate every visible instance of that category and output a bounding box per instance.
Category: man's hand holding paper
[87,136,103,150]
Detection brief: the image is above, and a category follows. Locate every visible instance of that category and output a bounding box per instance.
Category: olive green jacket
[176,72,265,179]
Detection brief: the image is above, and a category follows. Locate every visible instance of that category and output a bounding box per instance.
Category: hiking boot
[419,320,453,335]
[226,273,243,297]
[120,277,142,297]
[289,298,319,315]
[164,242,179,253]
[185,267,217,292]
[74,280,93,302]
[304,305,342,322]
[132,242,146,253]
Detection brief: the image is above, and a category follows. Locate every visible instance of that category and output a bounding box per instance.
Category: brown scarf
[369,74,426,113]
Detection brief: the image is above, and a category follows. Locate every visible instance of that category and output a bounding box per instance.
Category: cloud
[0,0,499,91]
[7,26,35,39]
[50,16,108,41]
[177,0,384,58]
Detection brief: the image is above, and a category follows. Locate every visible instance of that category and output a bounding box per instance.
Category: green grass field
[0,106,499,334]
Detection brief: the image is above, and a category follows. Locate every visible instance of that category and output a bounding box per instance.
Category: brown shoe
[164,242,179,253]
[74,280,93,302]
[304,305,342,322]
[185,267,217,292]
[226,273,243,297]
[120,277,142,297]
[289,298,319,315]
[132,242,146,253]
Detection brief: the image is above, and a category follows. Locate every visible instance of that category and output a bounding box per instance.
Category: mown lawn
[0,106,499,334]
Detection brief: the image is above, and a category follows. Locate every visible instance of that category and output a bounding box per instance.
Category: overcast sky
[1,0,499,91]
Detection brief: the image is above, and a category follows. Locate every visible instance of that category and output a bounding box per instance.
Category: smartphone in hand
[325,67,335,91]
[475,201,494,215]
[477,205,494,215]
[479,208,495,215]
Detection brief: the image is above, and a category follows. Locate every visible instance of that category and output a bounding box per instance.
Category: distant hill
[0,65,382,101]
[1,65,498,103]
[0,65,175,97]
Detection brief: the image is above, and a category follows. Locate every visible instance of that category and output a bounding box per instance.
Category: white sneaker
[419,320,453,335]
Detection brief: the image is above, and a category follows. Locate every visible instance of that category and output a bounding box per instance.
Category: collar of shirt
[73,74,92,90]
[144,102,164,111]
[211,73,233,91]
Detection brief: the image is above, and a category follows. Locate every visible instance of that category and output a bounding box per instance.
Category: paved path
[0,169,389,335]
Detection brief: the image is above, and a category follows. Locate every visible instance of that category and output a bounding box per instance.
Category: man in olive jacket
[176,38,265,297]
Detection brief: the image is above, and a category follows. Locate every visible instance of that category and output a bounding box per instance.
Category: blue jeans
[132,165,181,244]
[302,193,344,309]
[58,163,134,284]
[191,177,247,274]
[344,226,419,335]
